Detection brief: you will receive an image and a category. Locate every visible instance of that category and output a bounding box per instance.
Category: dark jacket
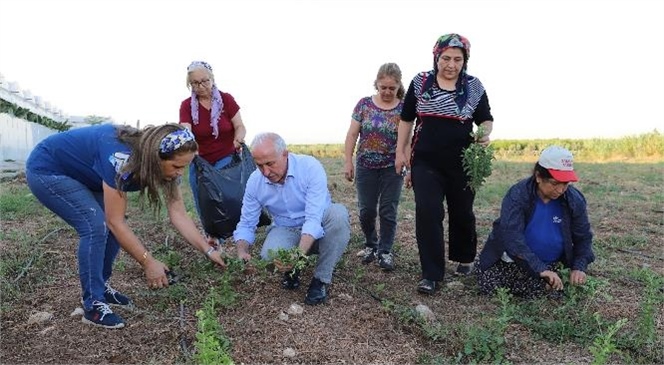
[478,176,594,276]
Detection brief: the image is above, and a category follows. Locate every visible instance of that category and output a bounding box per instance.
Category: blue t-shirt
[524,198,564,264]
[27,124,139,192]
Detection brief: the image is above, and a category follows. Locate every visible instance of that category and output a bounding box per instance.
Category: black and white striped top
[401,71,493,156]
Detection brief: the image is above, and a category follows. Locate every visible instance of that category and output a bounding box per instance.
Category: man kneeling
[233,132,350,305]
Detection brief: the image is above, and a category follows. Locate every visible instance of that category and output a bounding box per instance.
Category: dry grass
[1,159,662,364]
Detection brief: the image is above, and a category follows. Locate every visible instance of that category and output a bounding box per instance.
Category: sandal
[417,279,436,294]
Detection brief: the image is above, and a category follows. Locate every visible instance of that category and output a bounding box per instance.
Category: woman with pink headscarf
[179,61,247,230]
[395,34,494,294]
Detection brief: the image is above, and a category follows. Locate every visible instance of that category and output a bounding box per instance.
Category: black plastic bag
[193,145,271,239]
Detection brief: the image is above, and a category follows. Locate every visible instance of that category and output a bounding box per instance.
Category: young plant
[589,315,628,365]
[458,288,513,364]
[193,289,234,365]
[267,247,310,276]
[461,125,495,193]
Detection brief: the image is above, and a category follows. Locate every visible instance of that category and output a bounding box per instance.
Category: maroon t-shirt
[179,91,240,163]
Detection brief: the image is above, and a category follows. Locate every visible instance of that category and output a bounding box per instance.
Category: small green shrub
[590,315,628,365]
[193,290,234,365]
[461,126,495,193]
[267,247,311,275]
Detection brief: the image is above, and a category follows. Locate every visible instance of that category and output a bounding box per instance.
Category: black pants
[411,160,477,281]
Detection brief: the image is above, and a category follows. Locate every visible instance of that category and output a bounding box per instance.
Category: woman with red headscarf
[395,33,494,294]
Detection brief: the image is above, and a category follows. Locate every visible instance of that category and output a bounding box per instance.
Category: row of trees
[289,131,664,162]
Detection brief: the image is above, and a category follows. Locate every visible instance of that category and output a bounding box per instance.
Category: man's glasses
[190,79,211,88]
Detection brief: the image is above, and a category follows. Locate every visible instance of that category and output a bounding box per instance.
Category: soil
[1,160,663,365]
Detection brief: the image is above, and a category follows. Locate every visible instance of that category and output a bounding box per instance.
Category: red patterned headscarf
[431,33,472,112]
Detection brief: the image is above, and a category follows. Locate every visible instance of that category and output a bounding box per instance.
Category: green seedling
[461,125,495,193]
[267,247,311,277]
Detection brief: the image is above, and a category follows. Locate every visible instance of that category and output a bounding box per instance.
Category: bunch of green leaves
[589,315,628,365]
[457,288,514,364]
[193,290,234,365]
[267,247,310,275]
[461,126,495,193]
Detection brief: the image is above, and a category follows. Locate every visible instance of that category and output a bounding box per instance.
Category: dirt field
[1,159,662,364]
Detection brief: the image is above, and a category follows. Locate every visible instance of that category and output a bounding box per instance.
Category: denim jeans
[189,154,233,221]
[258,203,350,283]
[355,165,404,254]
[26,171,120,311]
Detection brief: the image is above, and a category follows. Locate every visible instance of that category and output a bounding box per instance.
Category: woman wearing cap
[395,33,494,294]
[476,146,595,299]
[179,61,247,229]
[26,123,226,329]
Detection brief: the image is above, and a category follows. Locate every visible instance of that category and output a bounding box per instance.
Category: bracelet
[205,246,215,257]
[139,251,149,266]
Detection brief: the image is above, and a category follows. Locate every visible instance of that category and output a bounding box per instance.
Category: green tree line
[288,131,663,162]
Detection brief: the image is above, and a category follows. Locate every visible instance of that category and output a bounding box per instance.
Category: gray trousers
[355,165,403,254]
[259,203,350,284]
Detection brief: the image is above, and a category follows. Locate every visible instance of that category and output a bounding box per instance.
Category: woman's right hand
[404,171,412,189]
[540,270,563,291]
[207,249,227,268]
[344,162,354,182]
[144,258,170,289]
[395,152,408,175]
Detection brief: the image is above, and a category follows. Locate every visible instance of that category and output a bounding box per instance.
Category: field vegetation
[0,133,662,364]
[289,131,664,162]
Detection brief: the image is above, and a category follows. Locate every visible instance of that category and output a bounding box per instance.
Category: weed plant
[517,269,610,345]
[192,288,234,365]
[589,315,628,365]
[456,288,515,364]
[0,185,41,220]
[267,247,310,276]
[615,268,664,363]
[461,126,495,193]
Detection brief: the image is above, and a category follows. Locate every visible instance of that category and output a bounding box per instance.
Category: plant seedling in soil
[268,247,311,277]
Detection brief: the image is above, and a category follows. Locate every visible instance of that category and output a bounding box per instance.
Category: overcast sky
[1,0,662,143]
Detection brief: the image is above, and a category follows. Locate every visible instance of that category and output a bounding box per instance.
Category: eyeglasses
[190,79,211,88]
